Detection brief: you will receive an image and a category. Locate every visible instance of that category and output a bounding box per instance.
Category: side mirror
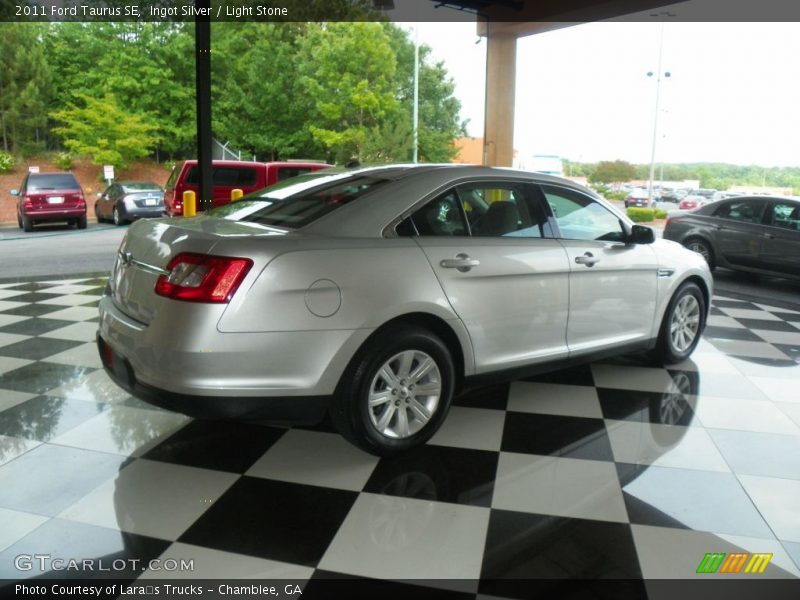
[629,224,655,244]
[10,189,19,196]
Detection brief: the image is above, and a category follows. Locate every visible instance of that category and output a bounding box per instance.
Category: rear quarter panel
[217,239,460,333]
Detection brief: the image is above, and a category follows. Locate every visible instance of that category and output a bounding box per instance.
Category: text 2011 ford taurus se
[97,165,712,455]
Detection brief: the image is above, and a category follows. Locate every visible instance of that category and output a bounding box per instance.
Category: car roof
[181,160,330,168]
[297,164,606,237]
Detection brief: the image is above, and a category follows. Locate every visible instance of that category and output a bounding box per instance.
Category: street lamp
[647,24,670,205]
[412,24,419,163]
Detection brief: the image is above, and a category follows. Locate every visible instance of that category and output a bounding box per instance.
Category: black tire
[684,237,715,271]
[76,215,87,229]
[112,206,125,226]
[22,215,33,232]
[653,282,706,364]
[17,214,22,229]
[330,325,455,456]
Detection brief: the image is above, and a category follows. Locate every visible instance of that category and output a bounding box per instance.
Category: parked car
[624,188,651,208]
[10,171,86,232]
[678,195,707,211]
[96,181,165,226]
[163,160,332,216]
[663,195,800,280]
[98,165,712,455]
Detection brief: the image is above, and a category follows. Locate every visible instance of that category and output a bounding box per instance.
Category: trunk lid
[109,216,287,324]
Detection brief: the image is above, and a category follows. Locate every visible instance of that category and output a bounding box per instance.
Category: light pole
[647,23,670,205]
[412,24,419,163]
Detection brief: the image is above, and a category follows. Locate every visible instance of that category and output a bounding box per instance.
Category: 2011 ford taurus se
[97,165,712,455]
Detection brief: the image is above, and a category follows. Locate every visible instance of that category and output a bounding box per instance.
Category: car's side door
[708,198,768,269]
[540,184,659,355]
[402,180,571,374]
[758,199,800,278]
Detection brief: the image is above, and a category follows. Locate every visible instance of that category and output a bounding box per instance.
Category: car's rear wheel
[684,238,715,271]
[654,281,705,364]
[17,214,22,229]
[76,215,87,229]
[330,325,455,456]
[22,215,33,232]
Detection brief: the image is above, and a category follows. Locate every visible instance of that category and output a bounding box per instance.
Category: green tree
[0,23,51,155]
[589,160,636,185]
[212,22,321,160]
[385,25,466,162]
[51,93,160,169]
[297,22,399,163]
[44,22,196,159]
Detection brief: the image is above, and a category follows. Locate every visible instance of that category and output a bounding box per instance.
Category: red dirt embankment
[0,158,170,225]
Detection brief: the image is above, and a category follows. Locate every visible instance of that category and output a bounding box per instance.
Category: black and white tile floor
[0,276,799,597]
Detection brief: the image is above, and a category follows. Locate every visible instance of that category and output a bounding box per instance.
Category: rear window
[276,166,317,182]
[239,176,387,229]
[121,183,162,193]
[27,174,80,191]
[185,166,259,187]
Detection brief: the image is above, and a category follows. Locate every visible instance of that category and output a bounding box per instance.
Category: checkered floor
[0,275,799,596]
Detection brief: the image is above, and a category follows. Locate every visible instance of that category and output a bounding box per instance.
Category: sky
[404,19,800,168]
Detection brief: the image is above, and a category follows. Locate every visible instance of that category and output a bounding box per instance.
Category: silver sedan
[97,165,712,455]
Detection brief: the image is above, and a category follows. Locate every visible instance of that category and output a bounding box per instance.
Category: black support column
[195,0,213,211]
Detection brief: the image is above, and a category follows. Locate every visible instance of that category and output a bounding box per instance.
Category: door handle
[440,253,480,272]
[575,252,600,267]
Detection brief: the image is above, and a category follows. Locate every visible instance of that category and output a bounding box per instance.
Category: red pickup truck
[163,160,331,216]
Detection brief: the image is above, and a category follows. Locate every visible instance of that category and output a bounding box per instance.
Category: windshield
[238,176,388,229]
[27,174,80,191]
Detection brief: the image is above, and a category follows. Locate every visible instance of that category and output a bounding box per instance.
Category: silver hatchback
[98,165,712,455]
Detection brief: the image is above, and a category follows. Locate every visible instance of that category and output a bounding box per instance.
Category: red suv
[163,160,331,216]
[12,172,87,232]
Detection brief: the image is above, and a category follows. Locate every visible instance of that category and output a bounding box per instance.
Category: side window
[714,199,765,223]
[212,167,258,187]
[410,191,467,236]
[460,184,547,238]
[771,202,800,231]
[542,185,624,242]
[405,182,549,238]
[276,167,312,182]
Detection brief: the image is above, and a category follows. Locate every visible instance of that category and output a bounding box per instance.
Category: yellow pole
[231,188,243,202]
[183,190,196,217]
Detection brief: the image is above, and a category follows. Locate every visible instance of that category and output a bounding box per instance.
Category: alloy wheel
[669,294,701,353]
[367,350,441,439]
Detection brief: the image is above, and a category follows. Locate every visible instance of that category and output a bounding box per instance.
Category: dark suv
[11,172,87,232]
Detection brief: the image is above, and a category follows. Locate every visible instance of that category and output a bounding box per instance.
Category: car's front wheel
[331,325,455,456]
[684,238,715,271]
[654,281,706,364]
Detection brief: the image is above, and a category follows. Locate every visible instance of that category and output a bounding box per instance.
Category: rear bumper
[96,293,371,423]
[24,207,86,220]
[124,206,165,220]
[98,333,330,424]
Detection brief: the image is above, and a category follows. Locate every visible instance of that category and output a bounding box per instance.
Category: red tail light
[23,197,33,209]
[155,253,253,303]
